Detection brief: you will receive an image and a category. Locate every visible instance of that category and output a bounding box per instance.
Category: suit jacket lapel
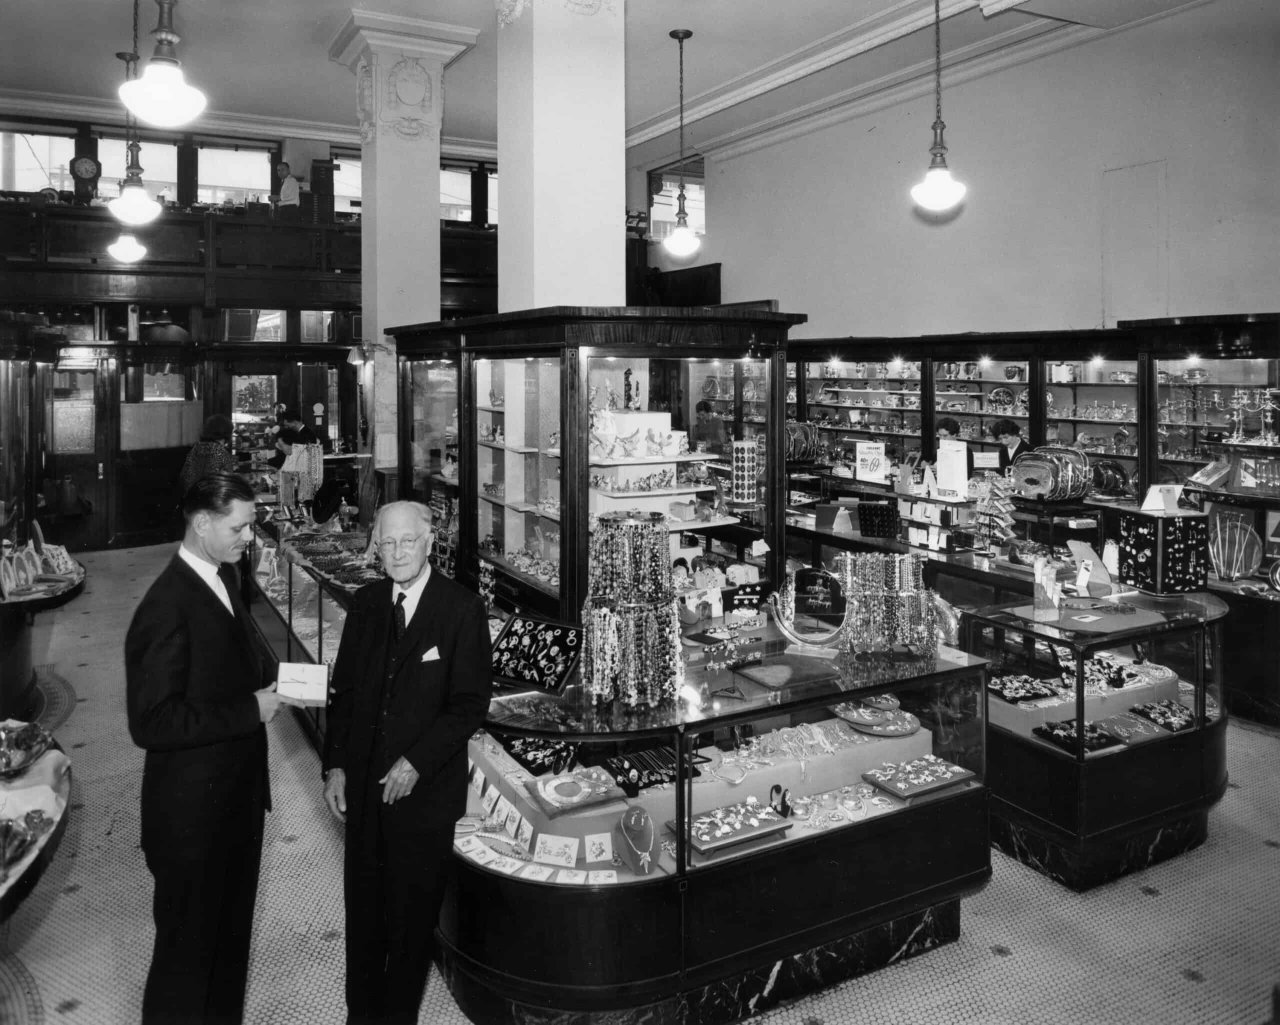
[172,555,235,620]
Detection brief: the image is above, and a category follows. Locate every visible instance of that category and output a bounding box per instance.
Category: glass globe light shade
[119,62,207,129]
[107,233,147,263]
[108,182,162,227]
[663,224,701,258]
[911,166,967,213]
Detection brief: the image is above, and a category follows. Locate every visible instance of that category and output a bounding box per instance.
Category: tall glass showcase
[402,355,460,578]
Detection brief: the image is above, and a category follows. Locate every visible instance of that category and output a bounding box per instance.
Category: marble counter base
[990,809,1208,892]
[437,900,961,1025]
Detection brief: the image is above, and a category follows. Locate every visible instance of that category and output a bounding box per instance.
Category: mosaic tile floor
[1,544,1277,1024]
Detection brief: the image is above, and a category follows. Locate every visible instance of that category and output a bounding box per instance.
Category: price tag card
[533,833,580,869]
[855,441,888,486]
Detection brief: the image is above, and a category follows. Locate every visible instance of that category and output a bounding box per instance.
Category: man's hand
[379,756,420,805]
[254,684,282,723]
[324,768,347,823]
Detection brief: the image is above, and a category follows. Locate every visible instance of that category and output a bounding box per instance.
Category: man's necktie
[393,592,407,642]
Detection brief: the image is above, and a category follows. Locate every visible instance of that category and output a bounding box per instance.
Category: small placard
[855,441,888,486]
[515,816,535,852]
[584,832,615,864]
[469,766,486,797]
[532,833,580,869]
[276,662,328,707]
[1141,484,1183,513]
[973,451,1000,470]
[480,785,501,815]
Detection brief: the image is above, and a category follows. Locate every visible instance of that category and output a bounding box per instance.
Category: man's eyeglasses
[376,534,428,555]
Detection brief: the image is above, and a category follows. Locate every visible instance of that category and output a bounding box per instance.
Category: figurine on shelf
[606,381,621,411]
[624,368,634,410]
[493,424,505,445]
[644,429,664,456]
[489,386,504,409]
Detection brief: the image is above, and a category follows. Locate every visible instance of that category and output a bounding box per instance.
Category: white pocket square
[421,646,441,663]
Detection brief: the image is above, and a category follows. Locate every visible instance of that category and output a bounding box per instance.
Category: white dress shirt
[392,567,432,628]
[179,544,234,616]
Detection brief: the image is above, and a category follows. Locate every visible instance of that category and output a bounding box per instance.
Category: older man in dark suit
[323,500,492,1025]
[125,472,284,1025]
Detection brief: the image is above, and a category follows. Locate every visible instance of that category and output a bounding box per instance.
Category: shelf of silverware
[390,307,807,624]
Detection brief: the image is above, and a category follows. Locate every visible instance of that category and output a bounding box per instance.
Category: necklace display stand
[614,807,656,875]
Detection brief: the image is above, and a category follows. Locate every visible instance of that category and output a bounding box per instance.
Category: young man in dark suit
[323,500,492,1025]
[125,472,284,1025]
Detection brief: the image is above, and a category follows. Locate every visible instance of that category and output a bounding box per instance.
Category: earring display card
[1116,508,1209,594]
[490,614,582,693]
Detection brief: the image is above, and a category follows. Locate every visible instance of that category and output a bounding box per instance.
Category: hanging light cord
[931,0,942,125]
[677,33,686,200]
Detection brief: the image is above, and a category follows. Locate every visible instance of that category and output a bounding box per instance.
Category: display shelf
[591,485,714,499]
[477,404,506,413]
[591,452,718,468]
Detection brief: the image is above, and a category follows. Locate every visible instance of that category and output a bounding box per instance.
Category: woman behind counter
[179,415,237,496]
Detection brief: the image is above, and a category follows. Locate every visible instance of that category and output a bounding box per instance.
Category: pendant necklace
[621,810,654,871]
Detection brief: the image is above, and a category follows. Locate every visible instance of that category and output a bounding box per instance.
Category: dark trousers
[344,787,454,1025]
[141,826,264,1025]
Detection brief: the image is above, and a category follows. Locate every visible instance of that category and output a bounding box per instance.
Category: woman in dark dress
[990,418,1030,470]
[179,415,237,495]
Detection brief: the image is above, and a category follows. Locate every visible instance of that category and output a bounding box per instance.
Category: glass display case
[934,355,1030,463]
[402,356,460,578]
[963,591,1228,889]
[1045,357,1140,494]
[473,355,562,600]
[442,634,990,1023]
[390,307,808,622]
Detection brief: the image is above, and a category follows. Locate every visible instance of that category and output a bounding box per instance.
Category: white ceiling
[1,0,1206,170]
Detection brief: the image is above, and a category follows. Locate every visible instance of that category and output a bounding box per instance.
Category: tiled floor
[1,543,1278,1024]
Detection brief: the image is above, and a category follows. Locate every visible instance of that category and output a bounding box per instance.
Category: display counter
[0,563,86,719]
[0,744,72,922]
[961,591,1227,890]
[440,636,990,1024]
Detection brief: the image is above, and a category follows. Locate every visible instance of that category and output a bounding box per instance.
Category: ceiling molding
[698,19,1096,165]
[626,0,976,150]
[695,0,1216,166]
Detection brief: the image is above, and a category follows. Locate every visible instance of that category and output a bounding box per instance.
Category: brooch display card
[480,784,501,816]
[556,868,588,885]
[493,795,516,833]
[515,815,535,852]
[532,833,581,869]
[988,674,1061,704]
[1130,699,1196,733]
[461,840,497,866]
[518,863,555,882]
[862,755,974,799]
[468,765,486,797]
[454,835,486,857]
[490,614,582,694]
[587,870,619,885]
[1032,719,1123,754]
[673,801,791,856]
[584,832,615,864]
[487,855,525,875]
[1096,712,1166,744]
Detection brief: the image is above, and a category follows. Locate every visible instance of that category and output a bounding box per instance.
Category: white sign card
[584,832,615,864]
[556,869,588,885]
[587,870,619,885]
[480,785,501,815]
[855,441,888,486]
[518,863,555,882]
[276,662,328,707]
[1141,484,1184,513]
[935,438,969,499]
[532,833,580,869]
[469,767,486,797]
[973,450,1001,470]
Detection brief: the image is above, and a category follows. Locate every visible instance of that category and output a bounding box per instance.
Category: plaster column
[329,12,477,466]
[496,0,626,310]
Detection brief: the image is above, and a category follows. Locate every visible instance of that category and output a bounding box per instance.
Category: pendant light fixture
[110,41,162,229]
[662,29,701,259]
[118,0,207,129]
[910,0,967,213]
[107,233,148,263]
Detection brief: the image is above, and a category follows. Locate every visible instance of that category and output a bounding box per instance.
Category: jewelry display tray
[663,816,792,856]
